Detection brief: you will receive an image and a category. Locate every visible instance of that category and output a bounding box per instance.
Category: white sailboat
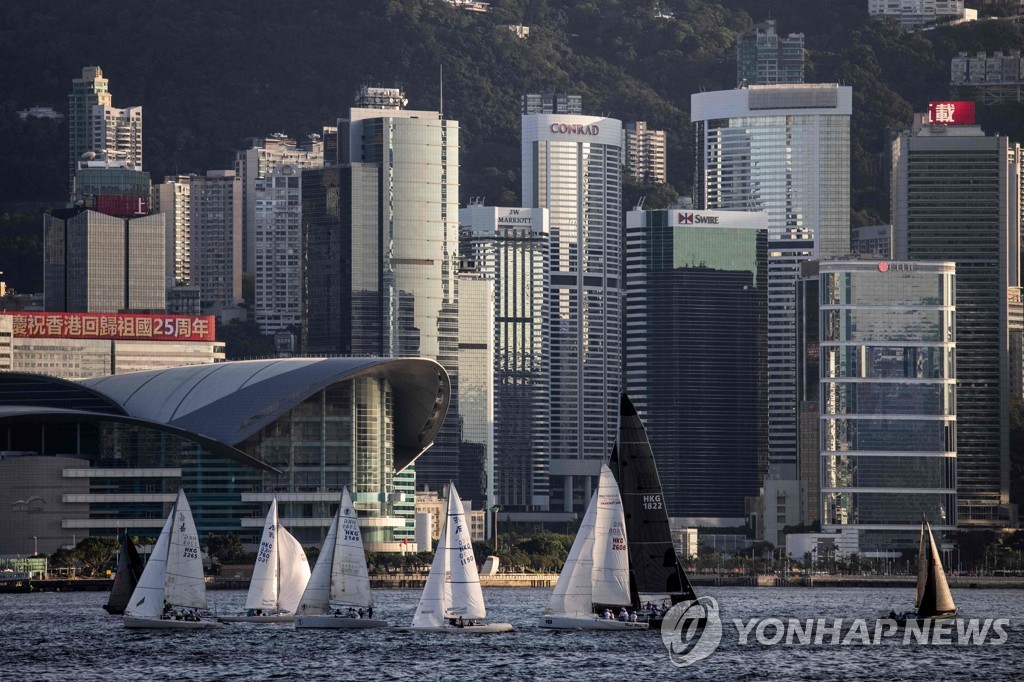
[539,464,648,630]
[123,489,222,629]
[406,482,513,633]
[219,498,311,623]
[294,487,388,629]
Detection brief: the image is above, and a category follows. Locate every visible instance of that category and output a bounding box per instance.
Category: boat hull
[401,623,514,634]
[538,615,648,631]
[219,614,294,624]
[294,615,389,629]
[123,616,223,629]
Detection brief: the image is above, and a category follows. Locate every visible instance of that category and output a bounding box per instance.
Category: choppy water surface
[2,586,1021,681]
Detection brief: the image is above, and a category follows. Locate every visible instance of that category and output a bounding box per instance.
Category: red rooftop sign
[927,101,975,125]
[1,312,215,342]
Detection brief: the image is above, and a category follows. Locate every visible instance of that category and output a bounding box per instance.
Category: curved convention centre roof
[82,357,451,472]
[0,405,277,472]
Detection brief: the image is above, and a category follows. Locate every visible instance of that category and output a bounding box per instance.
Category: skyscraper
[623,122,667,184]
[153,175,193,289]
[68,67,142,191]
[818,259,957,553]
[891,110,1021,527]
[459,205,550,512]
[303,98,460,494]
[253,163,303,334]
[68,67,111,186]
[44,208,165,313]
[522,108,623,513]
[692,84,852,478]
[190,170,243,321]
[456,272,494,508]
[736,20,805,86]
[625,208,768,525]
[234,134,323,276]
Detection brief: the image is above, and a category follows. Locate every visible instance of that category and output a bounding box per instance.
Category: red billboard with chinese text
[927,101,975,125]
[1,312,216,342]
[93,195,149,218]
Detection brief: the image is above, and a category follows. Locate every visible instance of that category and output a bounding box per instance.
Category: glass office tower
[625,208,768,525]
[522,113,623,513]
[692,84,852,478]
[819,260,957,553]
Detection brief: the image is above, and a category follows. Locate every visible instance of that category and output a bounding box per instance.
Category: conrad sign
[550,123,600,135]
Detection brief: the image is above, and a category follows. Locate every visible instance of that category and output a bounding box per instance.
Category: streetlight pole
[33,536,37,556]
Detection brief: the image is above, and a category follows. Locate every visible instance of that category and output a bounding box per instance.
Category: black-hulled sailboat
[610,394,698,627]
[892,519,957,625]
[103,530,145,614]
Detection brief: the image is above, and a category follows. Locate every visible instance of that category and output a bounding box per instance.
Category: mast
[612,394,697,606]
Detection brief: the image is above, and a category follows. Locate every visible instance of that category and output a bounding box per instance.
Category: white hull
[218,614,294,624]
[401,623,514,634]
[123,616,223,629]
[538,615,649,630]
[295,615,389,629]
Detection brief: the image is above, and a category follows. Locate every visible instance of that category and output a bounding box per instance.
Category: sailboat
[611,394,699,626]
[892,519,957,625]
[539,464,648,630]
[123,489,222,629]
[294,487,388,629]
[405,482,513,633]
[103,530,145,614]
[219,498,311,623]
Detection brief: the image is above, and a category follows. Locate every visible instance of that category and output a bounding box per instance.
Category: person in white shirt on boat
[629,611,638,623]
[618,608,628,621]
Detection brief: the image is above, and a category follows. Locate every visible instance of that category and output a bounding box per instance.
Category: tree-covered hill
[1,0,1023,224]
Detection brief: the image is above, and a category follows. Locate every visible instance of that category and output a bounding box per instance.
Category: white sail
[591,465,632,606]
[276,526,311,614]
[245,499,280,611]
[296,502,339,615]
[164,490,207,609]
[411,495,452,628]
[445,485,486,620]
[124,504,175,619]
[544,491,598,617]
[330,487,373,607]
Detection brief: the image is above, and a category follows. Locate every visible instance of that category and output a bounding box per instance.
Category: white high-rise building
[153,175,193,289]
[692,84,852,478]
[522,112,623,513]
[253,163,303,334]
[91,105,143,171]
[235,134,323,276]
[190,170,243,322]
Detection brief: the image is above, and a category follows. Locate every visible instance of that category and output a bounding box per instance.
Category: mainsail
[611,394,697,606]
[244,499,311,613]
[104,531,144,614]
[411,483,486,626]
[125,489,207,619]
[545,464,632,617]
[915,520,956,619]
[297,487,372,615]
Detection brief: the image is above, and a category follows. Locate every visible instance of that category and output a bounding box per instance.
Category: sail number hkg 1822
[642,494,663,510]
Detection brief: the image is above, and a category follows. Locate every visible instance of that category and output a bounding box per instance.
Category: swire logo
[678,213,720,225]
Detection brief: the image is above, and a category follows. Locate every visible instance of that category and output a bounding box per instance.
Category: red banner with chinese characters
[2,312,215,341]
[927,101,975,125]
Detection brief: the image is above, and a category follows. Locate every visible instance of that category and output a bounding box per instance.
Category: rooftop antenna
[439,63,444,118]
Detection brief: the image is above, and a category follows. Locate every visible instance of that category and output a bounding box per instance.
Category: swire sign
[550,123,600,135]
[678,212,720,225]
[2,312,216,342]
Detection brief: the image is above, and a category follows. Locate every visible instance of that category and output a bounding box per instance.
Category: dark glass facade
[625,210,767,522]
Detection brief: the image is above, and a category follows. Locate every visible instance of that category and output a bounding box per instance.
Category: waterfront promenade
[16,573,1024,593]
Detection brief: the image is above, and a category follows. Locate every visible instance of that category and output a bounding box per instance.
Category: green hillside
[1,0,1023,234]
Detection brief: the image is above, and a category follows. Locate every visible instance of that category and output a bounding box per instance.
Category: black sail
[611,394,697,606]
[103,531,145,614]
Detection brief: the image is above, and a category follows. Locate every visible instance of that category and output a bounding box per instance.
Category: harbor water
[4,586,1021,680]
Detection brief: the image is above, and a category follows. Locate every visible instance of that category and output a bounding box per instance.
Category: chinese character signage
[927,101,975,125]
[2,312,215,341]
